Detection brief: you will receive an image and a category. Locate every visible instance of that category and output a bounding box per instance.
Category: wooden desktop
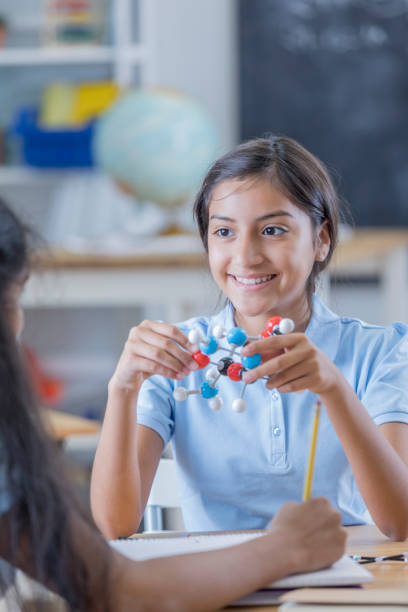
[228,524,408,611]
[44,409,100,441]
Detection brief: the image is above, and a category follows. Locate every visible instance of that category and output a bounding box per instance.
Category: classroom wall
[151,0,238,151]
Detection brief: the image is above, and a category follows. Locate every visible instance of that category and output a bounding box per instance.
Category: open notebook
[110,531,372,598]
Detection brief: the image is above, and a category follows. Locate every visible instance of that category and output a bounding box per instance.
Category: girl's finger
[131,339,193,376]
[137,320,196,352]
[241,332,304,357]
[242,345,312,383]
[276,374,312,394]
[128,355,185,381]
[131,328,198,371]
[265,362,312,390]
[255,348,284,363]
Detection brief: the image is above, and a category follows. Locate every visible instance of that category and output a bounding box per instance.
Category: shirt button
[273,426,281,437]
[271,390,279,401]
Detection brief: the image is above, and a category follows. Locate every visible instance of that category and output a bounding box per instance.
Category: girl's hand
[267,497,346,574]
[109,320,198,391]
[241,333,341,395]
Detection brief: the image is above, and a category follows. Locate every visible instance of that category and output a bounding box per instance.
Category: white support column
[112,0,133,87]
[138,0,158,86]
[382,246,408,324]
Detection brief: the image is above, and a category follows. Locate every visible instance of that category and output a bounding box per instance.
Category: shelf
[0,44,148,66]
[0,166,95,186]
[31,230,408,271]
[33,244,207,269]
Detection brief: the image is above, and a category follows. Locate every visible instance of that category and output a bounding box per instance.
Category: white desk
[328,228,408,323]
[23,246,216,322]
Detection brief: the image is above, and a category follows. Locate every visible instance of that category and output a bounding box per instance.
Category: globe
[93,89,219,206]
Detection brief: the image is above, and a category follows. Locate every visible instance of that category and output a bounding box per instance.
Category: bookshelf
[0,0,238,423]
[0,0,159,420]
[0,0,155,185]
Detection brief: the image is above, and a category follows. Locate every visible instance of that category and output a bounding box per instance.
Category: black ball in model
[217,357,234,375]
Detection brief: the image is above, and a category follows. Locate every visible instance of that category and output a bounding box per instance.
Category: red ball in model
[267,316,282,333]
[192,351,210,369]
[227,362,244,381]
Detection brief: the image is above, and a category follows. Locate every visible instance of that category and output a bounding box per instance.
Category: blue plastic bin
[13,107,95,168]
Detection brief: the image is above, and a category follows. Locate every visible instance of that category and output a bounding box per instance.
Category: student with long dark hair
[0,198,345,610]
[92,135,408,542]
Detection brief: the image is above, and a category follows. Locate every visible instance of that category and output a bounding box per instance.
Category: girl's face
[4,273,27,339]
[207,177,330,334]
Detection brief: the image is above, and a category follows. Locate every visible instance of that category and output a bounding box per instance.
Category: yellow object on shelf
[40,83,77,127]
[73,81,120,124]
[40,81,120,128]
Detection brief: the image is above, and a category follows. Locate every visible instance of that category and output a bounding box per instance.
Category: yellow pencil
[302,400,321,501]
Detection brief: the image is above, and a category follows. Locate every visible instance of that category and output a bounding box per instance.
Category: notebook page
[110,532,373,588]
[278,606,408,612]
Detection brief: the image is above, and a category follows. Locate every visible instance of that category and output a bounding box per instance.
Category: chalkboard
[239,0,408,226]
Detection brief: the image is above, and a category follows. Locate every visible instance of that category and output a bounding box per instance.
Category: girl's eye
[214,228,232,237]
[263,226,286,236]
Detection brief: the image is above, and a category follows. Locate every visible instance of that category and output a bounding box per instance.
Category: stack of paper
[278,587,408,611]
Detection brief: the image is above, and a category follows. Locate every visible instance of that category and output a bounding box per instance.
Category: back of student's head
[193,135,340,297]
[0,198,112,610]
[0,198,28,296]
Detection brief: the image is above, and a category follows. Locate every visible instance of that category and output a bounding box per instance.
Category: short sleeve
[361,324,408,426]
[136,374,176,445]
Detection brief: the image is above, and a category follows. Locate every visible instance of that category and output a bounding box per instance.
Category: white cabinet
[0,1,154,84]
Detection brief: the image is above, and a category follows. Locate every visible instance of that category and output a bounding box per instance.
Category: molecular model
[173,316,295,413]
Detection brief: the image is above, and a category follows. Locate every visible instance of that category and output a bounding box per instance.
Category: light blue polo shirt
[137,295,408,531]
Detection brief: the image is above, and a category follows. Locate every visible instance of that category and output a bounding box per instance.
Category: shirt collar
[213,294,338,333]
[210,301,235,332]
[212,294,340,359]
[305,294,340,336]
[305,294,341,361]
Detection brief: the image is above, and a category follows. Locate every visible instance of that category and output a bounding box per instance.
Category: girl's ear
[315,221,331,263]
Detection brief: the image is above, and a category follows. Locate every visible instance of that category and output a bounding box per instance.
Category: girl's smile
[207,177,330,335]
[229,272,278,291]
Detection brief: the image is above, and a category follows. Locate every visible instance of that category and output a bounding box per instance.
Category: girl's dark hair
[0,198,112,610]
[0,201,29,292]
[193,135,340,298]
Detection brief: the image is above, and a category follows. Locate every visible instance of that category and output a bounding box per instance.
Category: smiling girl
[0,197,345,610]
[91,136,408,541]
